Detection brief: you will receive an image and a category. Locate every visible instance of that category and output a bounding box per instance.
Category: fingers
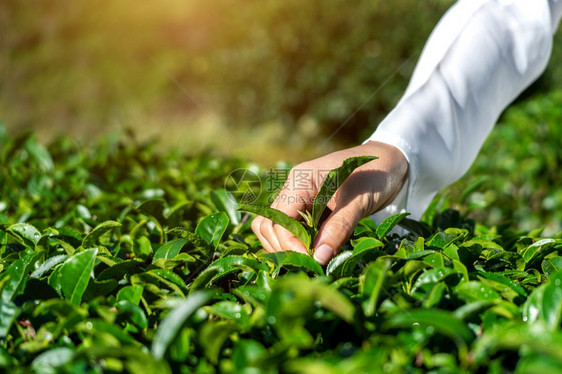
[312,202,364,265]
[251,215,308,254]
[251,216,278,252]
[251,163,316,254]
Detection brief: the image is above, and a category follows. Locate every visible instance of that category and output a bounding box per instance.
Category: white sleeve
[368,0,562,222]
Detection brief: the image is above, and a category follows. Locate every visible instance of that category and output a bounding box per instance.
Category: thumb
[312,203,363,265]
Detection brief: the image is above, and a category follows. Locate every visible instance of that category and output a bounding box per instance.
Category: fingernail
[313,244,335,265]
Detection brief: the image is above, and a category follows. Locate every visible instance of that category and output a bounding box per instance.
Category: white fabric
[368,0,562,223]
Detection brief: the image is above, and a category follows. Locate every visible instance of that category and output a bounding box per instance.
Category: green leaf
[520,239,558,268]
[453,300,498,320]
[455,281,501,302]
[311,156,377,228]
[376,212,410,238]
[206,300,251,330]
[78,319,136,345]
[238,204,310,249]
[422,282,446,308]
[231,339,268,370]
[325,250,353,276]
[384,309,473,352]
[360,260,390,317]
[0,251,42,302]
[116,300,148,330]
[540,269,562,330]
[542,257,562,278]
[339,238,386,276]
[190,256,269,292]
[522,286,544,330]
[516,355,562,374]
[153,239,187,262]
[352,237,384,253]
[47,265,63,297]
[274,275,355,324]
[211,189,241,226]
[411,267,460,294]
[82,221,121,248]
[152,290,216,359]
[473,322,562,364]
[452,259,469,283]
[262,251,324,276]
[477,271,528,297]
[0,258,27,303]
[31,347,74,373]
[30,254,68,279]
[7,223,41,247]
[60,248,98,305]
[0,300,18,338]
[148,269,188,296]
[133,236,153,260]
[195,212,229,249]
[200,321,238,365]
[117,285,144,305]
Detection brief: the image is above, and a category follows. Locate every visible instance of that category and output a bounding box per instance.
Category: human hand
[251,141,408,265]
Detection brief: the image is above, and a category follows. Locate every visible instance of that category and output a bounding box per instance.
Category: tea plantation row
[0,126,561,373]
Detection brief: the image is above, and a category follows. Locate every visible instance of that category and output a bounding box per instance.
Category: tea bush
[1,123,562,373]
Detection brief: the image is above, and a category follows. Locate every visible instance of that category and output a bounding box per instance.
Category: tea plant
[0,125,561,373]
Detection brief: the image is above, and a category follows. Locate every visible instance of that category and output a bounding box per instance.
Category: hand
[251,141,408,265]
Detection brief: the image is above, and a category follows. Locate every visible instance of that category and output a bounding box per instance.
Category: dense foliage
[1,124,562,373]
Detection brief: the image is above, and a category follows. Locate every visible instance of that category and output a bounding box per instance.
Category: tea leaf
[152,290,216,359]
[311,156,377,228]
[211,189,241,226]
[60,248,98,305]
[262,251,324,276]
[153,238,187,262]
[376,212,410,238]
[196,212,229,249]
[7,223,41,247]
[82,221,121,248]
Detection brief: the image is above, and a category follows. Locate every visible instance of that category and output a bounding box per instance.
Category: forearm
[368,0,562,220]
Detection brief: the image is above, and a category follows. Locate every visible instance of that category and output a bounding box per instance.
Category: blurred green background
[1,0,457,161]
[2,0,562,233]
